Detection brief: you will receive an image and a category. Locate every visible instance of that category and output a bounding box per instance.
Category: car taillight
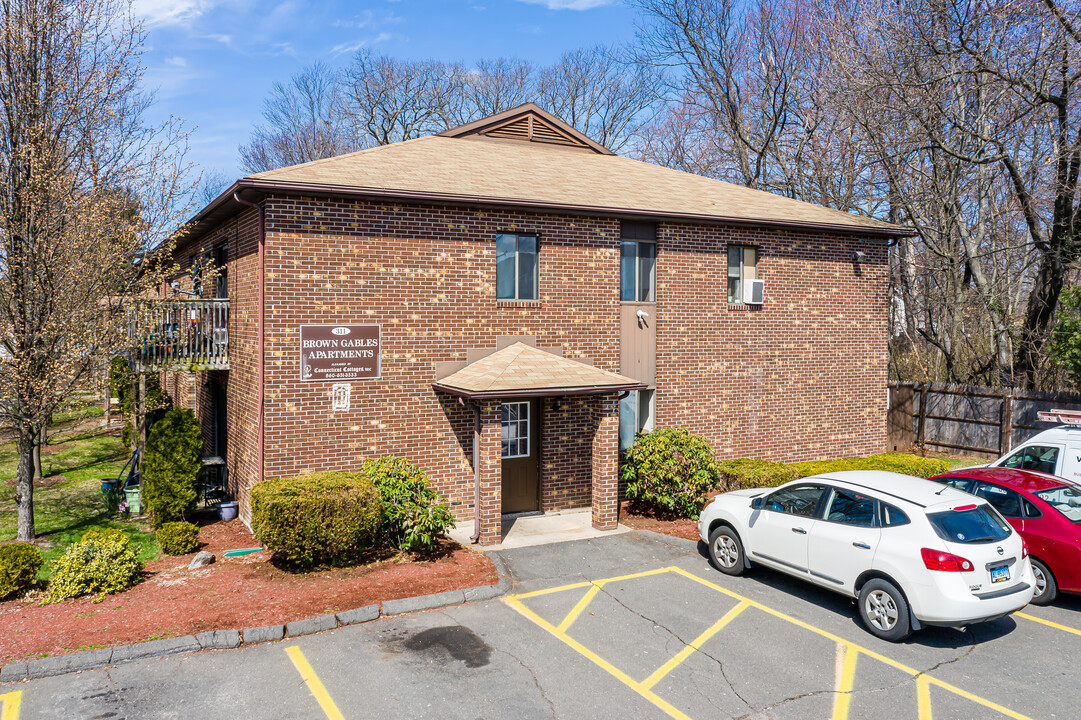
[1022,538,1029,559]
[921,547,974,572]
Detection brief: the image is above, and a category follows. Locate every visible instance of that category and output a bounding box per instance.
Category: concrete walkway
[448,508,631,550]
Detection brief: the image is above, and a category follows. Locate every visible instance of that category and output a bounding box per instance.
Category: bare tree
[197,168,232,205]
[537,45,662,153]
[239,62,357,173]
[460,57,535,122]
[341,51,462,146]
[0,0,192,540]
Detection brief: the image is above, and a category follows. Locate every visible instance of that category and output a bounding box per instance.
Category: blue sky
[135,0,640,186]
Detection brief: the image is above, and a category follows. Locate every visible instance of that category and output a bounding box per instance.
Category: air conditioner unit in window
[743,279,764,305]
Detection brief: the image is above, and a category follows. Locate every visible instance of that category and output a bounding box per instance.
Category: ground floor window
[502,402,530,458]
[619,389,655,452]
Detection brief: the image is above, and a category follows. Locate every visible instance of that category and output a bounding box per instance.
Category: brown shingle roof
[432,343,645,399]
[243,108,906,236]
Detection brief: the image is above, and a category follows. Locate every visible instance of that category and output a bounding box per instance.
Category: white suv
[697,471,1035,641]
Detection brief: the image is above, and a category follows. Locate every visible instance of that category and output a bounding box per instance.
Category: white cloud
[515,0,614,8]
[133,0,222,27]
[164,55,187,66]
[330,31,393,56]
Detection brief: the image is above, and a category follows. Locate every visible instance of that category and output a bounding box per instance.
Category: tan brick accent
[591,394,620,531]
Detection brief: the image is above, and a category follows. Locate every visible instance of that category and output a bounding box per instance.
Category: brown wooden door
[621,304,656,384]
[501,399,539,513]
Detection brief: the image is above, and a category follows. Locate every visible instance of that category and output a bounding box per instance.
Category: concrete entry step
[448,508,630,550]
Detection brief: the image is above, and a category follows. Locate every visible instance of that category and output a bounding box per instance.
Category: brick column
[591,393,620,531]
[477,401,503,545]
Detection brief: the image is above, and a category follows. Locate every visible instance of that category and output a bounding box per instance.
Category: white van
[988,410,1081,484]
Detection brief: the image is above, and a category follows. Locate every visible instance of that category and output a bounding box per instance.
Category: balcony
[127,299,230,372]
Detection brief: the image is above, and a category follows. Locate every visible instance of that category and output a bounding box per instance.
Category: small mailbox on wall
[299,324,381,382]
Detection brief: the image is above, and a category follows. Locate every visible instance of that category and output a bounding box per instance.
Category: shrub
[621,427,720,518]
[716,458,799,491]
[0,543,43,600]
[156,521,200,555]
[141,408,203,527]
[789,453,951,480]
[81,527,126,544]
[362,456,454,552]
[44,535,144,604]
[251,471,382,568]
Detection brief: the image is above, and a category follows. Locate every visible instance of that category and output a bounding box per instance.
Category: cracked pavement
[7,530,1080,719]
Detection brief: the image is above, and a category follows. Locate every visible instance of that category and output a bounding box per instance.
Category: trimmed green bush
[142,408,203,527]
[251,471,382,568]
[789,453,951,480]
[81,527,126,544]
[716,458,799,491]
[0,543,43,600]
[362,456,454,552]
[156,521,200,555]
[44,535,144,604]
[621,427,721,518]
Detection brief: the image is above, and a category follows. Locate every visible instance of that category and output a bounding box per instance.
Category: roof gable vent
[438,103,614,155]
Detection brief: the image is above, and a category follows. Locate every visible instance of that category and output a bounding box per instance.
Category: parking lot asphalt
[4,530,1081,719]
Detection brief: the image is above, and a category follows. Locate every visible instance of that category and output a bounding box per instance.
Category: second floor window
[496,233,538,300]
[620,240,656,302]
[727,245,758,304]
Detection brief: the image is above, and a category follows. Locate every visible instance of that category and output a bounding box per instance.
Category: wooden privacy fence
[888,381,1081,458]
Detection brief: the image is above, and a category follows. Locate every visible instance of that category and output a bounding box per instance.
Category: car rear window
[1034,485,1081,523]
[927,504,1011,544]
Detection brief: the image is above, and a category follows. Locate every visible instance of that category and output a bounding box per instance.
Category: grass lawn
[0,428,159,580]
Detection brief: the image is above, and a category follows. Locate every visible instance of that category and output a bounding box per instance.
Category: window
[727,245,758,304]
[620,242,656,302]
[496,233,538,300]
[501,402,530,458]
[927,505,1011,544]
[214,244,228,299]
[973,481,1024,518]
[619,389,655,452]
[931,476,975,493]
[881,503,910,527]
[1034,485,1081,523]
[823,488,876,527]
[765,484,827,518]
[620,221,656,303]
[1000,444,1060,475]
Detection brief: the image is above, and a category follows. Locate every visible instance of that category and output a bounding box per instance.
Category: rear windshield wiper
[965,535,996,542]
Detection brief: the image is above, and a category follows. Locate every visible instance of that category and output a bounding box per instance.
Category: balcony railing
[127,299,230,371]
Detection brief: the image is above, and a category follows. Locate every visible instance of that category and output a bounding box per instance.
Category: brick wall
[176,193,888,525]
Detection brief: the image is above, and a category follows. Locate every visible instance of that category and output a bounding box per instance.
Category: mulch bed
[619,500,700,541]
[4,475,66,489]
[0,519,497,665]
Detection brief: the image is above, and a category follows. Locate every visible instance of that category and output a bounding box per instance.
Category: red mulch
[619,500,700,541]
[0,519,497,664]
[4,475,66,489]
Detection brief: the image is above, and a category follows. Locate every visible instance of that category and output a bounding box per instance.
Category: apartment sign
[299,324,381,382]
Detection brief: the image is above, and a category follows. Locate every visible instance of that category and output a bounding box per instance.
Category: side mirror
[751,497,764,510]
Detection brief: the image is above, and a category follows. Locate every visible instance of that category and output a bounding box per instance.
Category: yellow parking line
[505,596,693,720]
[285,646,345,720]
[506,580,594,601]
[556,584,602,633]
[831,643,859,720]
[1015,611,1081,637]
[668,567,1033,720]
[917,675,933,720]
[640,600,750,692]
[0,692,21,720]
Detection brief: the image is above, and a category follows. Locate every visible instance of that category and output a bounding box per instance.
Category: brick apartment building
[153,104,907,545]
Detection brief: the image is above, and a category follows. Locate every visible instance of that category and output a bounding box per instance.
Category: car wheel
[858,578,912,642]
[708,526,745,576]
[1030,559,1058,606]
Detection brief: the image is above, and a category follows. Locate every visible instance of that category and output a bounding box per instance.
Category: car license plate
[990,564,1010,584]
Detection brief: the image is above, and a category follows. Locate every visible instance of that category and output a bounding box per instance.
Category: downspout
[233,193,266,489]
[458,397,482,544]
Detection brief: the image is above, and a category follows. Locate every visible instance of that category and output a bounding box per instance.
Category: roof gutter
[219,179,916,240]
[433,382,648,401]
[233,193,266,491]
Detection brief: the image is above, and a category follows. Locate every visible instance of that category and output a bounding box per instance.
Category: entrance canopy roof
[433,342,646,400]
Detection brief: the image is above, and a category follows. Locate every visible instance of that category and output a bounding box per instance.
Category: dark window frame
[764,483,829,519]
[727,244,759,304]
[496,232,539,301]
[821,487,878,528]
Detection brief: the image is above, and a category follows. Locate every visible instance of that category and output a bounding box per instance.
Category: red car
[930,467,1081,605]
